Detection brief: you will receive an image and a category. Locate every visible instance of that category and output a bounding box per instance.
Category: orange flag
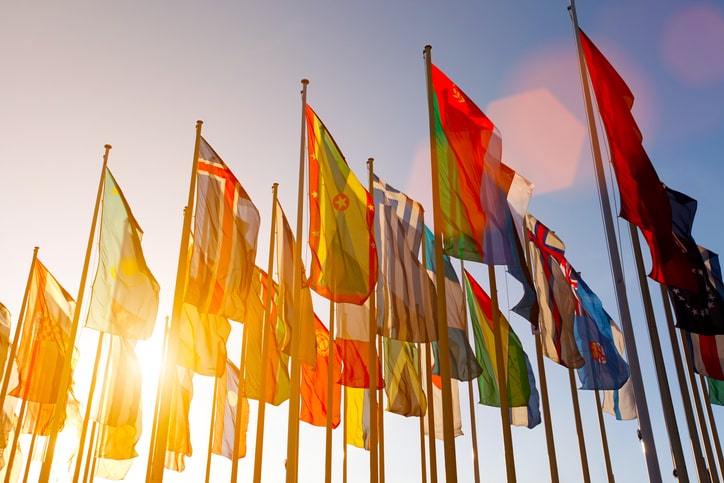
[306,105,378,305]
[300,315,342,427]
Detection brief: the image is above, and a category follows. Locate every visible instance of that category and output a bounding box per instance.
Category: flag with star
[306,105,378,305]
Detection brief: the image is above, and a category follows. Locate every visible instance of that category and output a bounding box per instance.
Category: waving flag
[300,316,342,427]
[306,105,377,304]
[212,360,249,460]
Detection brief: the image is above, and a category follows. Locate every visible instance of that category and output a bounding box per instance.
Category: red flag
[300,316,342,427]
[579,30,696,291]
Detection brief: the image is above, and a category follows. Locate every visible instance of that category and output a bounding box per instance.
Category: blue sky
[1,0,724,481]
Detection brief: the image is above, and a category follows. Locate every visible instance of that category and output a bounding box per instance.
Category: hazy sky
[2,1,724,482]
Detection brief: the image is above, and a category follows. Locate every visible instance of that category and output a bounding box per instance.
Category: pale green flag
[86,168,160,340]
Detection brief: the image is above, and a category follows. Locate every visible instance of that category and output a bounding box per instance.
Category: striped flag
[602,321,637,420]
[164,365,194,472]
[373,175,437,342]
[421,344,462,440]
[335,302,384,389]
[345,386,370,450]
[383,337,426,417]
[212,359,250,459]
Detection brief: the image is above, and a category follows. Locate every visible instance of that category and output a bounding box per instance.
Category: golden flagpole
[365,157,379,483]
[568,1,662,479]
[72,331,106,482]
[533,332,559,482]
[38,144,111,483]
[145,315,171,483]
[20,429,38,483]
[423,44,458,481]
[0,246,38,413]
[82,421,99,483]
[147,121,203,483]
[567,367,590,483]
[459,259,480,483]
[4,395,29,483]
[250,183,280,483]
[205,342,225,483]
[285,79,309,483]
[377,333,385,483]
[593,389,615,482]
[420,238,437,483]
[325,300,335,483]
[416,342,428,483]
[699,373,724,479]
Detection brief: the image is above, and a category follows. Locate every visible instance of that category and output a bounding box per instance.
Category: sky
[1,0,724,481]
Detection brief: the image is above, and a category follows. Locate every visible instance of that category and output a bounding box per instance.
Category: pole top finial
[104,144,112,150]
[272,182,279,189]
[301,79,309,85]
[196,120,204,127]
[424,45,432,52]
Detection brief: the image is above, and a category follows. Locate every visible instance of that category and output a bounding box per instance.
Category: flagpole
[72,331,106,482]
[21,429,38,483]
[699,374,724,479]
[416,342,428,483]
[658,285,710,481]
[325,300,335,483]
[460,260,480,483]
[593,389,615,482]
[205,353,222,483]
[285,78,309,483]
[676,321,720,482]
[231,282,251,481]
[38,144,110,483]
[487,265,516,481]
[423,43,459,482]
[567,3,662,480]
[534,332,559,482]
[148,120,203,483]
[420,239,437,483]
[365,157,380,483]
[82,420,99,483]
[4,395,28,483]
[251,183,280,483]
[0,246,38,414]
[88,424,100,483]
[377,334,385,483]
[567,368,590,483]
[146,315,171,483]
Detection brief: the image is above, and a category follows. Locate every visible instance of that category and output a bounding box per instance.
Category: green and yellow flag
[86,168,160,340]
[306,105,377,305]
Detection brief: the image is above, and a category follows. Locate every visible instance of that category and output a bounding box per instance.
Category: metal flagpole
[568,2,662,480]
[38,144,111,483]
[534,332,560,483]
[205,343,224,483]
[366,157,379,483]
[147,121,203,483]
[377,332,385,483]
[145,315,171,483]
[420,234,438,483]
[567,367,590,483]
[659,285,710,481]
[460,259,480,483]
[423,43,459,482]
[285,79,309,483]
[416,342,428,483]
[325,300,335,483]
[699,373,724,480]
[20,428,38,483]
[81,421,98,483]
[251,183,280,483]
[4,391,29,483]
[593,389,615,482]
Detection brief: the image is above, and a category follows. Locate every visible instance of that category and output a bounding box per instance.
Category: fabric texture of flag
[666,189,724,335]
[383,337,426,417]
[94,336,143,479]
[306,105,378,304]
[11,260,75,404]
[345,386,370,450]
[464,270,530,408]
[579,29,696,291]
[175,303,230,377]
[0,304,9,377]
[602,321,637,420]
[243,266,290,406]
[708,377,724,406]
[335,302,384,389]
[510,353,541,429]
[421,345,462,440]
[423,226,483,381]
[373,175,437,343]
[275,199,317,365]
[429,64,538,324]
[164,365,194,472]
[86,168,160,340]
[573,275,630,390]
[212,359,249,460]
[525,214,584,368]
[300,315,342,427]
[185,136,260,321]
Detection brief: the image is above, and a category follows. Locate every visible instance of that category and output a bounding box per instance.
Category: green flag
[86,168,160,340]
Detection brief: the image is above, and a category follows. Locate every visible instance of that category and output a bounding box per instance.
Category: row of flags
[0,21,722,483]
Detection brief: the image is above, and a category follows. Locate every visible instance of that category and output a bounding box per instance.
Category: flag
[164,365,194,472]
[464,270,530,407]
[666,189,724,335]
[306,105,378,304]
[275,199,317,365]
[243,267,290,406]
[212,359,250,459]
[175,303,230,377]
[185,136,260,321]
[345,386,370,450]
[0,303,10,375]
[421,344,462,440]
[373,175,437,342]
[525,214,584,368]
[11,260,75,404]
[510,353,541,429]
[430,64,538,323]
[300,315,342,427]
[383,337,426,417]
[94,336,143,480]
[708,377,724,406]
[335,302,384,389]
[86,168,160,340]
[423,226,483,381]
[603,322,637,420]
[579,30,696,291]
[573,275,630,390]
